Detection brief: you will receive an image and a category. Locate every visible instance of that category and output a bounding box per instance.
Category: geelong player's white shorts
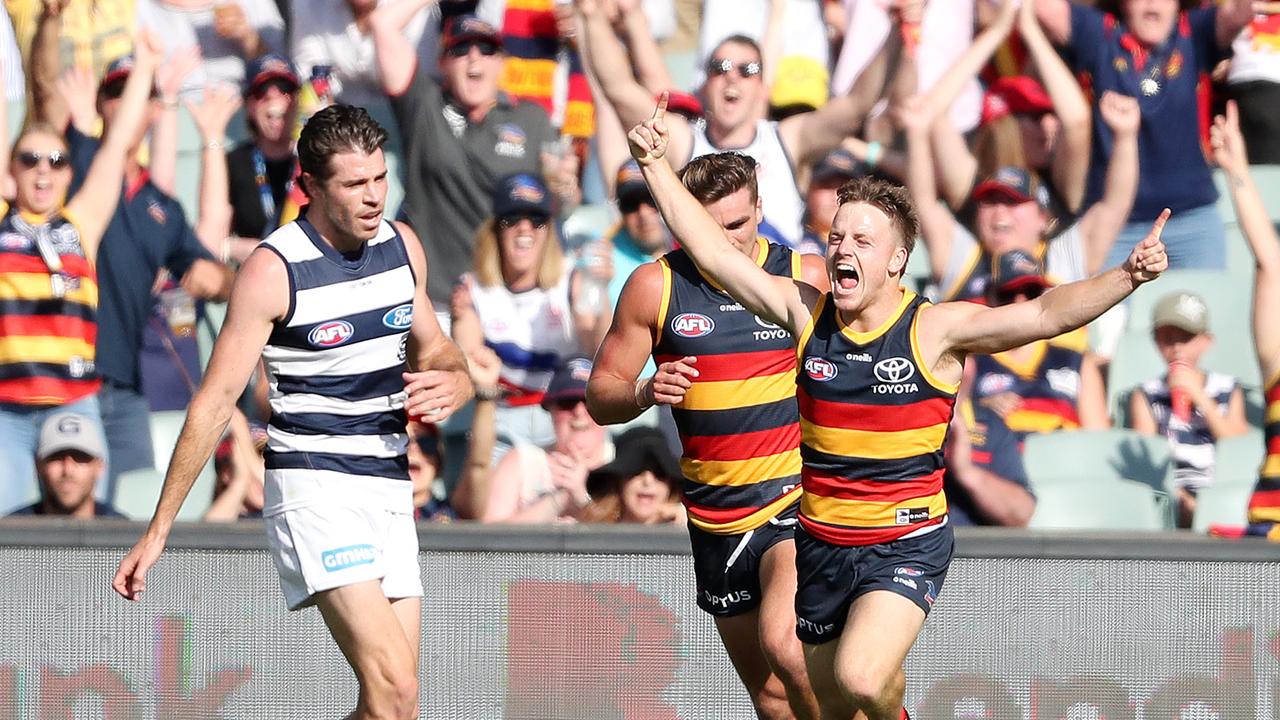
[264,502,423,611]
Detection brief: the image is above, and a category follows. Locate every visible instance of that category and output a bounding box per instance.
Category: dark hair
[297,104,388,184]
[678,152,758,205]
[836,177,920,258]
[712,34,763,66]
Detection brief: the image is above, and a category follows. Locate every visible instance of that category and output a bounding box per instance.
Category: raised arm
[915,0,1018,205]
[370,0,437,96]
[113,246,288,600]
[580,37,631,197]
[585,261,668,424]
[933,210,1169,357]
[577,0,691,160]
[398,222,474,422]
[148,46,201,197]
[614,0,676,95]
[1019,0,1090,213]
[1033,0,1073,46]
[1216,0,1256,49]
[1077,91,1139,275]
[185,84,241,259]
[898,95,956,282]
[30,0,69,130]
[632,95,812,335]
[64,34,162,263]
[778,2,906,167]
[1211,101,1280,381]
[449,345,502,520]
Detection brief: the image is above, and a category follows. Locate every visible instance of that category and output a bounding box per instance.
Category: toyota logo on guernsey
[382,304,414,329]
[671,312,714,338]
[308,320,355,347]
[872,357,919,394]
[804,357,837,382]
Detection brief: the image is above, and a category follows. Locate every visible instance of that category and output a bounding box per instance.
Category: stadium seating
[1022,429,1173,494]
[1216,166,1280,224]
[1191,481,1253,533]
[1028,479,1163,530]
[1213,428,1266,487]
[148,410,215,520]
[113,467,165,521]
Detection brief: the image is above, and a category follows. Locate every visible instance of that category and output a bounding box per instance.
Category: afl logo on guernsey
[804,357,837,382]
[382,304,414,329]
[672,312,715,338]
[309,321,355,347]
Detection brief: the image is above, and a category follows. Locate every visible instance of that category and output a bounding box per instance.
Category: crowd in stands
[1,0,1279,535]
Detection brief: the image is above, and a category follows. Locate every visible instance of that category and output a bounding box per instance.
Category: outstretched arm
[1212,101,1280,382]
[30,0,69,130]
[898,95,956,282]
[149,46,201,197]
[577,0,692,161]
[112,246,288,600]
[1019,0,1090,213]
[65,33,162,263]
[186,84,240,259]
[371,0,437,96]
[1077,91,1139,275]
[631,95,815,336]
[933,210,1170,357]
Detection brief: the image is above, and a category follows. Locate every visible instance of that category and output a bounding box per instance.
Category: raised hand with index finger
[1123,208,1171,285]
[628,92,670,166]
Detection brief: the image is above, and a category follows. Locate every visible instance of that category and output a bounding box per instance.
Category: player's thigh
[757,538,803,661]
[834,590,926,685]
[315,579,418,684]
[390,597,421,673]
[713,609,775,693]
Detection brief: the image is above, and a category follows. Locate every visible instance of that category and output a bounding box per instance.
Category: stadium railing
[3,521,1278,719]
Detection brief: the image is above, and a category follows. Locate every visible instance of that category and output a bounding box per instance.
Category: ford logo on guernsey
[671,312,714,338]
[309,320,355,347]
[804,357,837,382]
[382,304,414,330]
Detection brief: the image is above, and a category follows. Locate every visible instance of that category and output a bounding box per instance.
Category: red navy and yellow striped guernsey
[654,238,803,535]
[796,289,957,546]
[0,204,99,405]
[1247,373,1280,540]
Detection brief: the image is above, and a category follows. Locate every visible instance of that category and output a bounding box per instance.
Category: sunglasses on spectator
[994,285,1045,306]
[250,79,299,99]
[705,58,762,79]
[99,81,159,101]
[549,397,585,411]
[619,195,656,214]
[497,214,549,229]
[15,150,69,170]
[446,40,501,58]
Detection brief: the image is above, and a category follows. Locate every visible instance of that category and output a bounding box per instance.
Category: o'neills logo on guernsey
[671,312,715,338]
[804,357,837,382]
[872,357,918,394]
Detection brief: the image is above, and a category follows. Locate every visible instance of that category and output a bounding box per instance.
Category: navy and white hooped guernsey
[258,216,417,516]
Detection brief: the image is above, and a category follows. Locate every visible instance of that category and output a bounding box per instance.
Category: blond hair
[471,217,565,290]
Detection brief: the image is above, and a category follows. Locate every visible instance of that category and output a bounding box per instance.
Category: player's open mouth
[835,262,859,291]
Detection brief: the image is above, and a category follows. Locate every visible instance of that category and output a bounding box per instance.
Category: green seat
[1123,270,1249,334]
[1023,429,1173,494]
[1213,429,1265,487]
[149,410,215,520]
[113,467,165,521]
[1029,479,1163,530]
[1248,165,1280,222]
[1191,481,1254,533]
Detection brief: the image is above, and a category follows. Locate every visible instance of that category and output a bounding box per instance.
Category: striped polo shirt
[654,238,803,535]
[0,204,100,405]
[796,289,957,546]
[258,217,416,515]
[1247,376,1280,540]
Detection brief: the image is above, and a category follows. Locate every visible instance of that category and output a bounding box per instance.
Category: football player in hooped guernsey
[626,93,1169,720]
[587,152,828,716]
[114,105,472,720]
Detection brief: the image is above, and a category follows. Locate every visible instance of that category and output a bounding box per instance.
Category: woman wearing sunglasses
[450,173,612,456]
[0,34,160,513]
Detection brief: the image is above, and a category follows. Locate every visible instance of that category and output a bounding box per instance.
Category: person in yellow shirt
[8,0,135,82]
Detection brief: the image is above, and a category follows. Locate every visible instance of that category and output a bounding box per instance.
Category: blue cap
[541,355,592,410]
[493,173,553,220]
[99,55,136,90]
[245,53,300,94]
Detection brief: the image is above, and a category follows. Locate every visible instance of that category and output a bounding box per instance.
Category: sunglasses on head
[16,150,69,170]
[705,58,761,79]
[446,40,500,58]
[619,195,656,214]
[498,214,549,229]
